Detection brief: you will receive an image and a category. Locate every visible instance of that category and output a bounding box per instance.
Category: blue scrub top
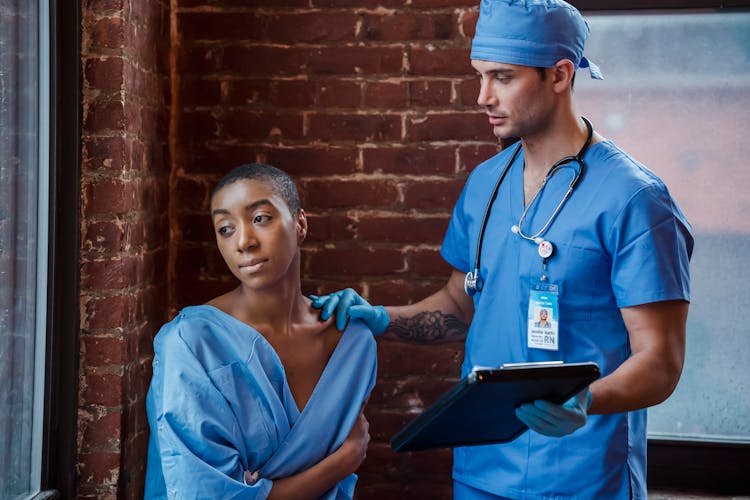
[441,140,693,499]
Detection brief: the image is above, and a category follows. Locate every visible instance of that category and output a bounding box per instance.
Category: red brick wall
[78,1,171,498]
[170,2,496,498]
[75,1,499,497]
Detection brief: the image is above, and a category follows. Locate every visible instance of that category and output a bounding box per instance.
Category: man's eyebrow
[211,199,274,218]
[473,67,514,76]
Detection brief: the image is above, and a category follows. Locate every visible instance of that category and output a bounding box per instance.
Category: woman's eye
[253,214,271,224]
[218,226,231,236]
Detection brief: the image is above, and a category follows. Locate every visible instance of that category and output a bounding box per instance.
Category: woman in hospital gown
[145,163,377,499]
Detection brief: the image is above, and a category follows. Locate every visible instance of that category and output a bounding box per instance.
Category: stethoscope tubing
[465,142,522,296]
[474,142,522,270]
[464,117,593,297]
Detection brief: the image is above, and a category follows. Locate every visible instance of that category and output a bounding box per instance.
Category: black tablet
[390,361,600,452]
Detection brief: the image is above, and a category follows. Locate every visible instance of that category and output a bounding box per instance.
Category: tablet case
[390,361,600,452]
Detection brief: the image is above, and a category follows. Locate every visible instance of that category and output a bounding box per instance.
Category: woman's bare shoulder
[205,289,239,316]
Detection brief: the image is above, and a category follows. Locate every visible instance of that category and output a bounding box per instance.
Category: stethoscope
[464,117,594,297]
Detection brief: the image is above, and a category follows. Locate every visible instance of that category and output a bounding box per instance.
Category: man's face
[472,59,554,140]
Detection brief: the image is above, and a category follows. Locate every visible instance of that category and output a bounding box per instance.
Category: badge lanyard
[511,116,593,281]
[521,119,594,351]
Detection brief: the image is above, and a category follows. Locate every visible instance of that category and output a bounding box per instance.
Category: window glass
[579,11,750,442]
[0,1,47,497]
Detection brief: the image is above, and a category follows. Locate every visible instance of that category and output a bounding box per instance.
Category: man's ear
[552,59,576,93]
[296,209,308,243]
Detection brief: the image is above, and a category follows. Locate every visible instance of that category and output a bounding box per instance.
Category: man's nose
[477,78,495,108]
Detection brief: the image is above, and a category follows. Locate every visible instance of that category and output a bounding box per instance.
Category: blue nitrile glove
[514,388,592,438]
[309,288,390,334]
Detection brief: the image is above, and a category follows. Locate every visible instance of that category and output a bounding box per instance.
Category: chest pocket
[549,243,608,321]
[209,361,278,468]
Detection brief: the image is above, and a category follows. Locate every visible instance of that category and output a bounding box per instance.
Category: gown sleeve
[147,321,273,500]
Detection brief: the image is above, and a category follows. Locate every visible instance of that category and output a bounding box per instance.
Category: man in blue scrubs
[313,1,693,498]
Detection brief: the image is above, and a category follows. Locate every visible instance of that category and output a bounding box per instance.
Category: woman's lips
[239,258,267,273]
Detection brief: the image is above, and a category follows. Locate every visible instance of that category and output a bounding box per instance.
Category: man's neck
[521,113,590,177]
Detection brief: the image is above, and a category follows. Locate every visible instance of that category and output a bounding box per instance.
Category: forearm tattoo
[387,311,468,344]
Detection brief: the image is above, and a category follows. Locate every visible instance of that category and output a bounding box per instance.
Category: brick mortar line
[183,106,480,112]
[182,75,470,81]
[181,40,471,48]
[186,140,496,147]
[175,7,476,15]
[82,89,168,109]
[80,285,162,298]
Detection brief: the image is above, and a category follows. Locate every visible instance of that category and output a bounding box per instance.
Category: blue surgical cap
[471,0,603,80]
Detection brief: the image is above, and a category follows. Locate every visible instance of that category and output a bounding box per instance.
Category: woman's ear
[296,209,308,243]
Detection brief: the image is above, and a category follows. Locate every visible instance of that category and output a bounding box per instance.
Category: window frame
[576,0,750,494]
[36,1,81,498]
[575,0,750,9]
[20,0,750,497]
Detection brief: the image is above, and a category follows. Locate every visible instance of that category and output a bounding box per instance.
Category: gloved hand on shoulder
[309,288,390,335]
[515,388,592,438]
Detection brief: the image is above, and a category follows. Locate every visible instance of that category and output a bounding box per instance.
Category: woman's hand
[267,407,371,499]
[266,400,372,499]
[337,408,370,474]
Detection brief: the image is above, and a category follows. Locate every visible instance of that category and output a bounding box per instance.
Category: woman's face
[210,179,306,291]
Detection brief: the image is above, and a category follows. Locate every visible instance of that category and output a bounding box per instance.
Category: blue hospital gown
[144,305,377,499]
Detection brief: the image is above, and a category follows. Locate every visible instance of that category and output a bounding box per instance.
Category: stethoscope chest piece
[464,269,483,297]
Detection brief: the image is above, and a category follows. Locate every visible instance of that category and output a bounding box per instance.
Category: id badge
[528,283,559,351]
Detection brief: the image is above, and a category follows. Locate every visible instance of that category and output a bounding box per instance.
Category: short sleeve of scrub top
[441,181,472,273]
[441,148,514,276]
[608,183,694,308]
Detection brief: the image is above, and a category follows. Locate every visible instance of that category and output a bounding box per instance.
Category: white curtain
[0,1,43,497]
